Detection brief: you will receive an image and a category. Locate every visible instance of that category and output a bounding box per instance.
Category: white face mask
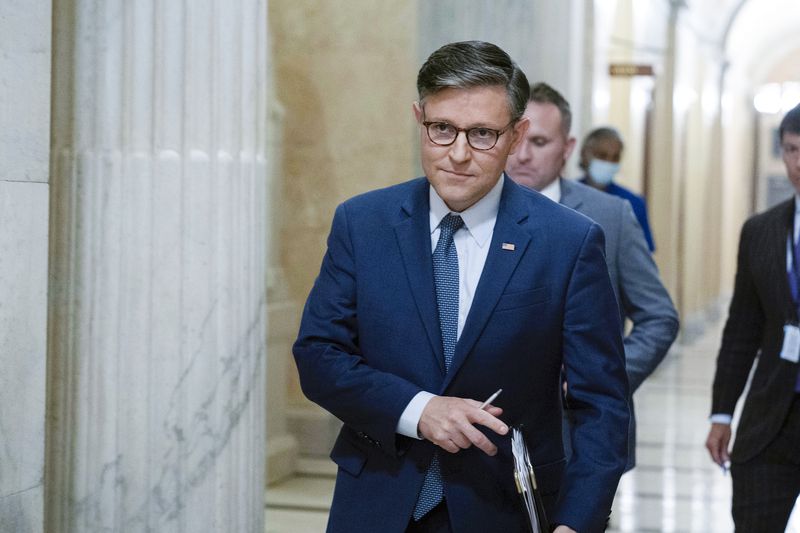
[588,159,620,185]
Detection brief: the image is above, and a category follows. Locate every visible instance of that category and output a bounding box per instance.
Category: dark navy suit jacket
[293,177,630,533]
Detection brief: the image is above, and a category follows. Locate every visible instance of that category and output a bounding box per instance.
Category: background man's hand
[418,396,506,455]
[705,422,732,466]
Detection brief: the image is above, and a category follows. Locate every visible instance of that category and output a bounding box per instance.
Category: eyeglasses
[422,119,516,150]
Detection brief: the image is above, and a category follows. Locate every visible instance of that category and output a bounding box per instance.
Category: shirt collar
[539,178,561,203]
[429,174,503,248]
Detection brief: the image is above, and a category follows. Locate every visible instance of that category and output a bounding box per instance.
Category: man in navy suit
[293,41,630,533]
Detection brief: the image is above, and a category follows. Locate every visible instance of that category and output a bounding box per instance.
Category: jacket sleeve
[617,201,680,392]
[292,203,422,457]
[555,222,631,533]
[711,219,765,416]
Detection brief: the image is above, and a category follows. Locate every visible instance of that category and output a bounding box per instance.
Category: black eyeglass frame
[421,118,518,151]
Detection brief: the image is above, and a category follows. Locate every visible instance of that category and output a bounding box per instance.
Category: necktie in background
[413,213,463,520]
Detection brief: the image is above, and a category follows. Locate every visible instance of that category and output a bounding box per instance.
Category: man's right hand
[418,396,507,456]
[705,422,732,467]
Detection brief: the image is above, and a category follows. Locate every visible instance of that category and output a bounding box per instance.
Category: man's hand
[553,526,577,533]
[705,423,732,467]
[418,396,507,455]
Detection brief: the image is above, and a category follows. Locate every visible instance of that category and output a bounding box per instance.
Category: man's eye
[531,137,548,147]
[472,128,494,139]
[433,123,452,134]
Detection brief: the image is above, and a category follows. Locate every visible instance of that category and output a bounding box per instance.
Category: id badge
[781,324,800,363]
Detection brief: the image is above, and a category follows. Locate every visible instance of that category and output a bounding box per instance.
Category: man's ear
[412,101,423,123]
[508,116,530,155]
[564,136,577,162]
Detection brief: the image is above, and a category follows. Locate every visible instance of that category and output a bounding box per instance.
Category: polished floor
[265,314,800,532]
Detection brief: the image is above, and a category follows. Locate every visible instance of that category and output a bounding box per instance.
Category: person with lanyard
[706,102,800,532]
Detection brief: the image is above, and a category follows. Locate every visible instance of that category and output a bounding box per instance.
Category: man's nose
[448,131,472,162]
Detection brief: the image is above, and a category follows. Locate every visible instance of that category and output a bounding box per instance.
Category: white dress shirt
[711,195,800,426]
[538,177,562,203]
[395,175,503,439]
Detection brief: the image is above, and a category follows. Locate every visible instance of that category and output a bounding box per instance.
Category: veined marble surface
[0,0,51,183]
[0,1,51,532]
[0,181,49,533]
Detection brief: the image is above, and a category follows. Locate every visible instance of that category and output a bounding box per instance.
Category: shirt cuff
[396,391,436,439]
[710,413,732,425]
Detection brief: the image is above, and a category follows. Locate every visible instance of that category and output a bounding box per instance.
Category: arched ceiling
[724,0,800,83]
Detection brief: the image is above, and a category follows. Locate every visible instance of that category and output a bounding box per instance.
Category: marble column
[0,1,51,532]
[46,1,268,532]
[648,0,683,306]
[417,0,537,72]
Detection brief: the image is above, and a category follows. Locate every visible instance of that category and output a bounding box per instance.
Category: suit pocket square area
[494,287,549,312]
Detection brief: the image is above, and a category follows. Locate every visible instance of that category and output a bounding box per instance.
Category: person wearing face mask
[579,127,656,252]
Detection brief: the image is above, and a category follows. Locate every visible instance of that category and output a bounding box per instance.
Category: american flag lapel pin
[501,242,515,251]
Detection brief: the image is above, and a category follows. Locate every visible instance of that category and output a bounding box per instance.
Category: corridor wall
[0,1,51,531]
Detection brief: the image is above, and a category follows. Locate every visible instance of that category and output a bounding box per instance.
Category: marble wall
[269,0,419,455]
[0,0,51,532]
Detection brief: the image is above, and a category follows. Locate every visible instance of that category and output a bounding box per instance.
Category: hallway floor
[265,315,800,532]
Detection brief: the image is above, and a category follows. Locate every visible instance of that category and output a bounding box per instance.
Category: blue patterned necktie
[413,213,464,521]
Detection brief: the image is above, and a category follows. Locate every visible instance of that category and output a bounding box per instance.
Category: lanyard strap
[789,224,800,308]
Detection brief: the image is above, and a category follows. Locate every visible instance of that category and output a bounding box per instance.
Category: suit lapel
[442,180,533,390]
[394,181,446,373]
[772,199,796,320]
[559,178,583,211]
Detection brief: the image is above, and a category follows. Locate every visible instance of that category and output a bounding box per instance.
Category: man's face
[783,131,800,195]
[506,101,575,191]
[413,86,528,212]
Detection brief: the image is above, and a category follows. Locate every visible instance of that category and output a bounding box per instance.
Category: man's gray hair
[417,41,530,121]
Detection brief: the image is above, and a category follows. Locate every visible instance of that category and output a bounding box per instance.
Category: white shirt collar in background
[538,178,561,203]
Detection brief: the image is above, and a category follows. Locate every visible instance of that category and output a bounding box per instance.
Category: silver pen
[479,388,503,410]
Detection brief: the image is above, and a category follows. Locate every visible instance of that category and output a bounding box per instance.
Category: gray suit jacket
[560,178,679,470]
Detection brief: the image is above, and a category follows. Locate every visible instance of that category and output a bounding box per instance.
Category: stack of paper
[511,426,549,533]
